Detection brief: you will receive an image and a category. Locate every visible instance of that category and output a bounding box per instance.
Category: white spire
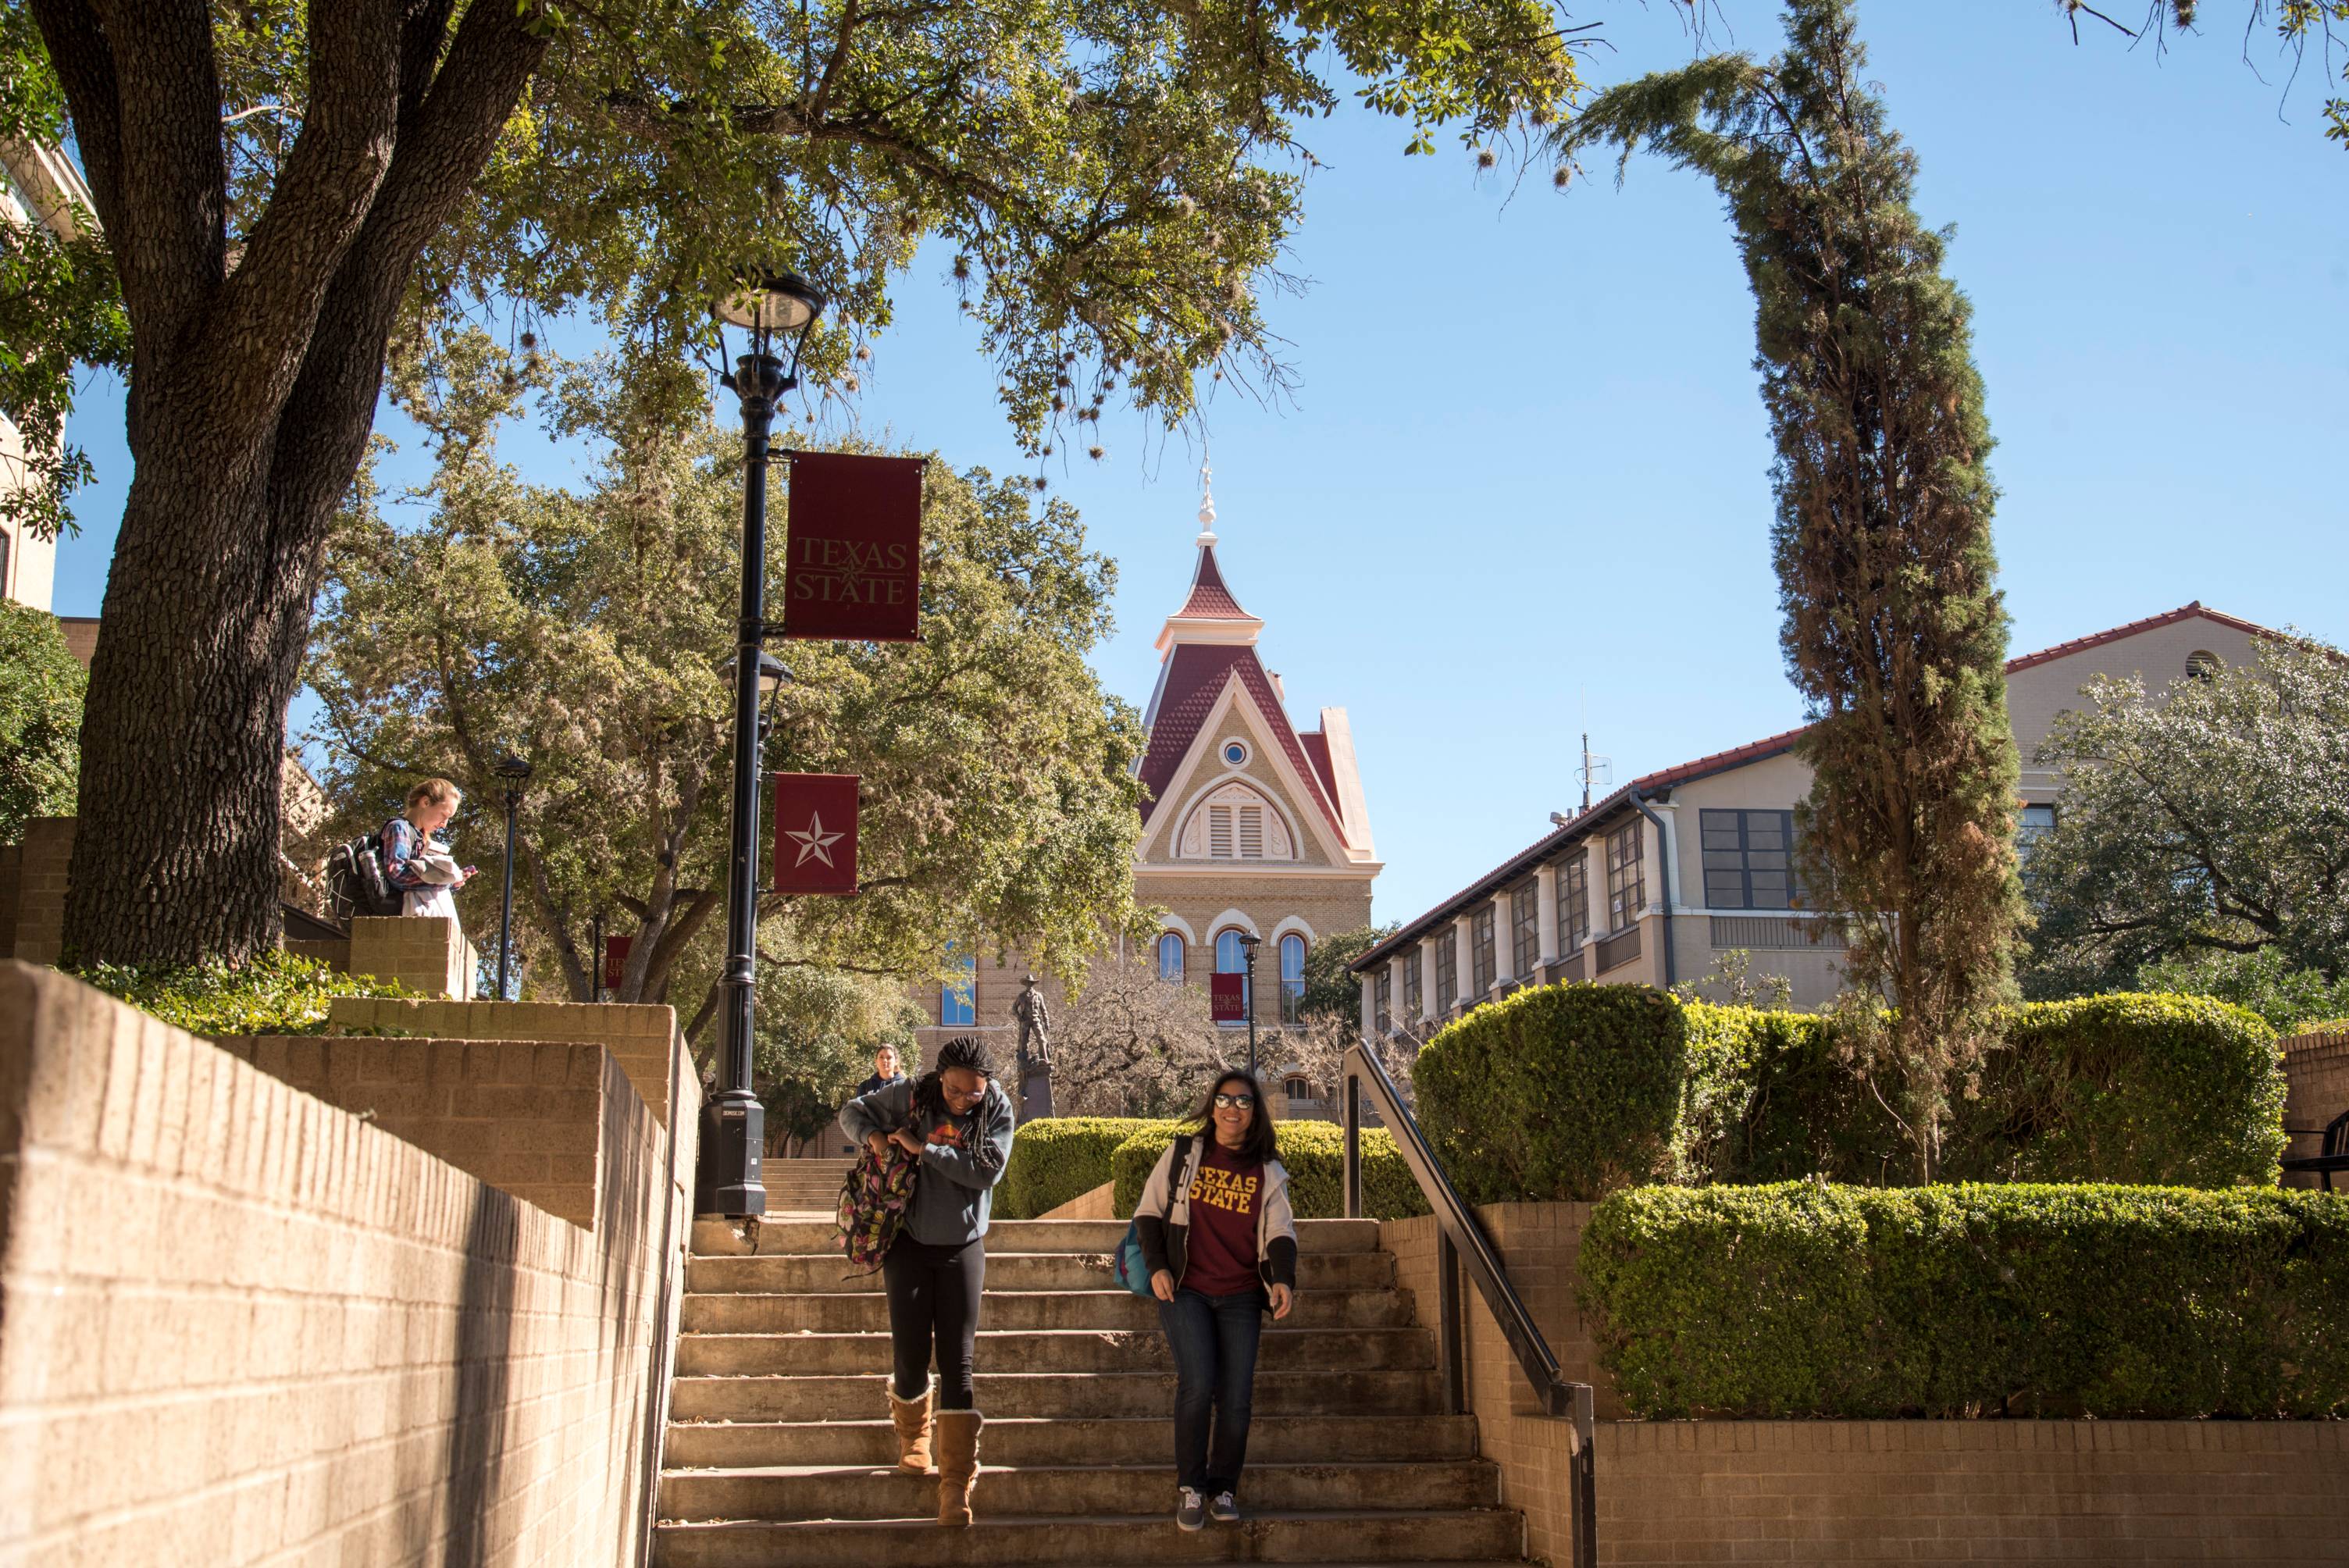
[1196,454,1217,546]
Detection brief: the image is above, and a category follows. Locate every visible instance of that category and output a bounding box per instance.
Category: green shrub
[1679,1003,1909,1185]
[1580,1182,2349,1420]
[1678,992,2284,1188]
[1947,993,2286,1187]
[1413,982,1686,1203]
[1000,1117,1173,1218]
[75,950,416,1037]
[1109,1120,1430,1220]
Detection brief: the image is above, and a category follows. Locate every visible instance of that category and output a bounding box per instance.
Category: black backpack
[326,821,405,921]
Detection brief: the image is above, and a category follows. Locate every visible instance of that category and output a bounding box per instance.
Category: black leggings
[882,1235,987,1409]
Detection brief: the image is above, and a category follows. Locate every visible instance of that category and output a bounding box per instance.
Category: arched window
[1177,782,1294,861]
[940,946,977,1026]
[1284,1075,1314,1102]
[1279,932,1307,1025]
[2187,649,2222,681]
[1214,928,1251,1025]
[1156,931,1186,983]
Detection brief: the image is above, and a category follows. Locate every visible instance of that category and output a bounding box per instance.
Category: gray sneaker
[1209,1491,1241,1523]
[1176,1488,1206,1531]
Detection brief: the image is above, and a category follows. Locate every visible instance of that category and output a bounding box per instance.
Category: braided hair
[910,1035,1000,1131]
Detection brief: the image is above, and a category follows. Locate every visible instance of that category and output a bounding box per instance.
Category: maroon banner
[782,451,924,642]
[604,933,633,991]
[773,772,861,895]
[1210,971,1247,1024]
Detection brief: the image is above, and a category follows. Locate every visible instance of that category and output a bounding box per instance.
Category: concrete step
[658,1459,1500,1523]
[686,1249,1395,1296]
[651,1511,1527,1566]
[670,1368,1445,1423]
[661,1414,1481,1471]
[675,1324,1435,1377]
[679,1285,1414,1334]
[691,1217,1385,1258]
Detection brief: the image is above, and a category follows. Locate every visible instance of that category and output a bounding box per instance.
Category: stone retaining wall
[0,962,698,1566]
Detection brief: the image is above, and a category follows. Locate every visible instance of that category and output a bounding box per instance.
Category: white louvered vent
[1208,806,1234,857]
[1237,807,1264,858]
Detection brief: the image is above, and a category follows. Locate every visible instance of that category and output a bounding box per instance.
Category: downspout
[1627,786,1677,988]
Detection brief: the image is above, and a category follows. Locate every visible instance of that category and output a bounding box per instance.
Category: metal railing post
[1342,1070,1363,1220]
[1438,1230,1464,1417]
[1572,1381,1597,1568]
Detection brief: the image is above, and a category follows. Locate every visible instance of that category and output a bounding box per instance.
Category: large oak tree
[23,0,1582,964]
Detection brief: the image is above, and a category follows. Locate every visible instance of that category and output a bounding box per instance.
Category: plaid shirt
[380,817,447,893]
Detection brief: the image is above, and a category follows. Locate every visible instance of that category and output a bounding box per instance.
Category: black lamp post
[1238,931,1262,1080]
[494,754,530,1000]
[700,267,825,1218]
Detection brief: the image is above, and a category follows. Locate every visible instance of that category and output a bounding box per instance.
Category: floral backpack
[836,1135,919,1274]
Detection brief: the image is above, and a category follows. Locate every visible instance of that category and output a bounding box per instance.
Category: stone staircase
[654,1217,1532,1566]
[761,1156,854,1215]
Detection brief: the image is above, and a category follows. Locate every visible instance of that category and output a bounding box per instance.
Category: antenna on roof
[1196,453,1217,547]
[1576,731,1611,814]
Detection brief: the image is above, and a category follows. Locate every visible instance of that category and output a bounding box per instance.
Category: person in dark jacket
[843,1045,910,1153]
[839,1036,1017,1527]
[1132,1068,1297,1531]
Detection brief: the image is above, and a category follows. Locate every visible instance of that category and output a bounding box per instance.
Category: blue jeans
[1157,1285,1267,1495]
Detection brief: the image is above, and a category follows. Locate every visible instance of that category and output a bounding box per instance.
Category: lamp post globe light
[702,267,825,1218]
[1238,931,1262,1080]
[494,754,531,1002]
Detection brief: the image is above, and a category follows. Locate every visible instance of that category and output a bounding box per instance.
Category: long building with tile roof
[1350,602,2280,1029]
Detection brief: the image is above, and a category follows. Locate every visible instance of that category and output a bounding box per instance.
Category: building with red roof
[1349,602,2281,1030]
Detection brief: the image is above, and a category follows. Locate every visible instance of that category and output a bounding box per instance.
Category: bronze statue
[1012,974,1053,1120]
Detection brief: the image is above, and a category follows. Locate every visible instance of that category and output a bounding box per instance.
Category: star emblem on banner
[785,811,846,868]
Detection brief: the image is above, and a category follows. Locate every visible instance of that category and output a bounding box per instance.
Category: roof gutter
[1627,784,1677,988]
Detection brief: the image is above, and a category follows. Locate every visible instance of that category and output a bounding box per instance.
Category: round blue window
[1223,740,1248,766]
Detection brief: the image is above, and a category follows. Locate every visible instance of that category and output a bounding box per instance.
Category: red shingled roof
[1138,642,1344,839]
[1175,544,1251,620]
[1299,730,1342,818]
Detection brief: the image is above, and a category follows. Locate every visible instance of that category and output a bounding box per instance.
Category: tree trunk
[37,0,548,964]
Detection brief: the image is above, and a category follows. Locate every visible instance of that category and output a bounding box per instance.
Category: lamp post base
[694,1092,767,1217]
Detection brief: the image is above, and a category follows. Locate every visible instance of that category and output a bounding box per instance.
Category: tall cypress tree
[1557,0,2023,1178]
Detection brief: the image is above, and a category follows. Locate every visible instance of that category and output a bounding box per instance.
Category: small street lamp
[1238,932,1263,1080]
[702,266,826,1218]
[494,754,531,1001]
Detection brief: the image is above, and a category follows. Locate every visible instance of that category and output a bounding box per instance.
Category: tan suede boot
[933,1409,982,1527]
[889,1387,933,1474]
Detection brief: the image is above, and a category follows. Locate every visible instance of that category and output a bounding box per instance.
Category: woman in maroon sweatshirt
[1132,1069,1299,1531]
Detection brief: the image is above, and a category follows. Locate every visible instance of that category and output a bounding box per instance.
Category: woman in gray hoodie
[838,1035,1016,1527]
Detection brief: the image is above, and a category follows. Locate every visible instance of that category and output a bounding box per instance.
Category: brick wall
[346,914,476,1000]
[7,816,73,964]
[1382,1202,2349,1566]
[0,961,697,1566]
[1596,1420,2347,1566]
[328,996,681,1131]
[0,840,19,957]
[212,1035,610,1228]
[2281,1030,2349,1189]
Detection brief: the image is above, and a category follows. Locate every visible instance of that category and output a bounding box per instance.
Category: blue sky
[48,2,2349,926]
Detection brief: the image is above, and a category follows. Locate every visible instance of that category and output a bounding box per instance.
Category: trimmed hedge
[75,950,415,1037]
[1579,1182,2349,1420]
[1109,1121,1431,1220]
[998,1117,1172,1218]
[1413,982,1688,1203]
[1682,992,2285,1188]
[1947,992,2287,1187]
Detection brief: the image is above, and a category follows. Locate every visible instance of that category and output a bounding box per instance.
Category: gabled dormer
[1135,465,1377,868]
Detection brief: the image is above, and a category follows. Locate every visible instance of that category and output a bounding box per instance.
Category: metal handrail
[1342,1041,1597,1568]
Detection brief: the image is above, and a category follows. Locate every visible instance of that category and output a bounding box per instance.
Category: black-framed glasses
[1213,1092,1256,1109]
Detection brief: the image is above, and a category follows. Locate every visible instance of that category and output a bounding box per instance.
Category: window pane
[941,949,977,1027]
[1157,932,1185,982]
